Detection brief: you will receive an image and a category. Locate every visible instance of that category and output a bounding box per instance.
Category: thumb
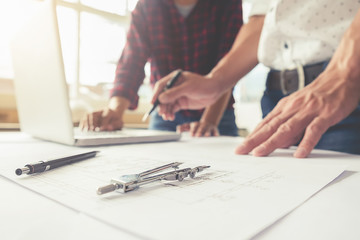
[151,71,175,104]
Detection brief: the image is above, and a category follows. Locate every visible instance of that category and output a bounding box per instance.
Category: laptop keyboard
[73,127,166,138]
[74,128,128,137]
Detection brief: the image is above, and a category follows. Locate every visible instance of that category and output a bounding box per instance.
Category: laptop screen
[10,0,181,146]
[11,0,82,145]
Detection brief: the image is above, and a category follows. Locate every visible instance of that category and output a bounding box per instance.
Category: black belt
[266,61,327,95]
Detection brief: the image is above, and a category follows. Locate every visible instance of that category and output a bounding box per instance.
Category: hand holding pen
[142,69,183,122]
[15,151,99,175]
[151,70,224,121]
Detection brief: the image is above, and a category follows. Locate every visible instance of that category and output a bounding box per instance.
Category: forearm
[111,3,150,110]
[323,9,360,98]
[108,96,131,117]
[200,90,232,126]
[207,16,264,93]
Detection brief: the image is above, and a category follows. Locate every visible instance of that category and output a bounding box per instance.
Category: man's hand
[152,71,222,121]
[177,121,220,137]
[236,9,360,158]
[235,75,359,158]
[175,90,232,137]
[79,108,124,131]
[79,96,130,131]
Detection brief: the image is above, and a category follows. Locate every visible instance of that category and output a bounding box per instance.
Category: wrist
[199,118,217,126]
[108,96,130,115]
[206,69,228,94]
[200,109,221,126]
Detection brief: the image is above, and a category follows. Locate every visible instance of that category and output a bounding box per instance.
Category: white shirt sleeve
[248,0,270,17]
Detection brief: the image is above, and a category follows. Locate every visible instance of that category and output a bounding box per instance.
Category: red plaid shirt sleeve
[110,3,150,109]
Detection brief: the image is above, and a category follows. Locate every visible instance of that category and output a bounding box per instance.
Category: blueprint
[0,132,346,240]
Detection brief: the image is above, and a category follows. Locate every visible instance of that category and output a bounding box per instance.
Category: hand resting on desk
[176,121,219,137]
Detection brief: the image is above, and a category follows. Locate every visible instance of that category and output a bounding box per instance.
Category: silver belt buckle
[279,62,305,95]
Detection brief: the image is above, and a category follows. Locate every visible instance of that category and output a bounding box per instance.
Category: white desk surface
[1,132,360,240]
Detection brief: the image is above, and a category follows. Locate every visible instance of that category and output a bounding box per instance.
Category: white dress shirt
[250,0,360,70]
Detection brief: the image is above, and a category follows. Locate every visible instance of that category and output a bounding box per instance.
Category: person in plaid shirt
[80,0,243,136]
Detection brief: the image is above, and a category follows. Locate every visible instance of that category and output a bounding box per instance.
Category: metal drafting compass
[97,162,210,195]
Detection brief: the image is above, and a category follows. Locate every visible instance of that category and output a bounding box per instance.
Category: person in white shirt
[151,0,360,158]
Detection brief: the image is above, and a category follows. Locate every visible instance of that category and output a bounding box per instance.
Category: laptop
[10,0,180,146]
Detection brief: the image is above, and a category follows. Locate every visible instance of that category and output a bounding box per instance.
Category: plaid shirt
[111,0,243,117]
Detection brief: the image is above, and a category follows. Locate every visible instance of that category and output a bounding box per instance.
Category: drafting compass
[97,162,210,195]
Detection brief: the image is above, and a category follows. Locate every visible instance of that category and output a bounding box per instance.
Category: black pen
[15,151,99,176]
[142,69,183,122]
